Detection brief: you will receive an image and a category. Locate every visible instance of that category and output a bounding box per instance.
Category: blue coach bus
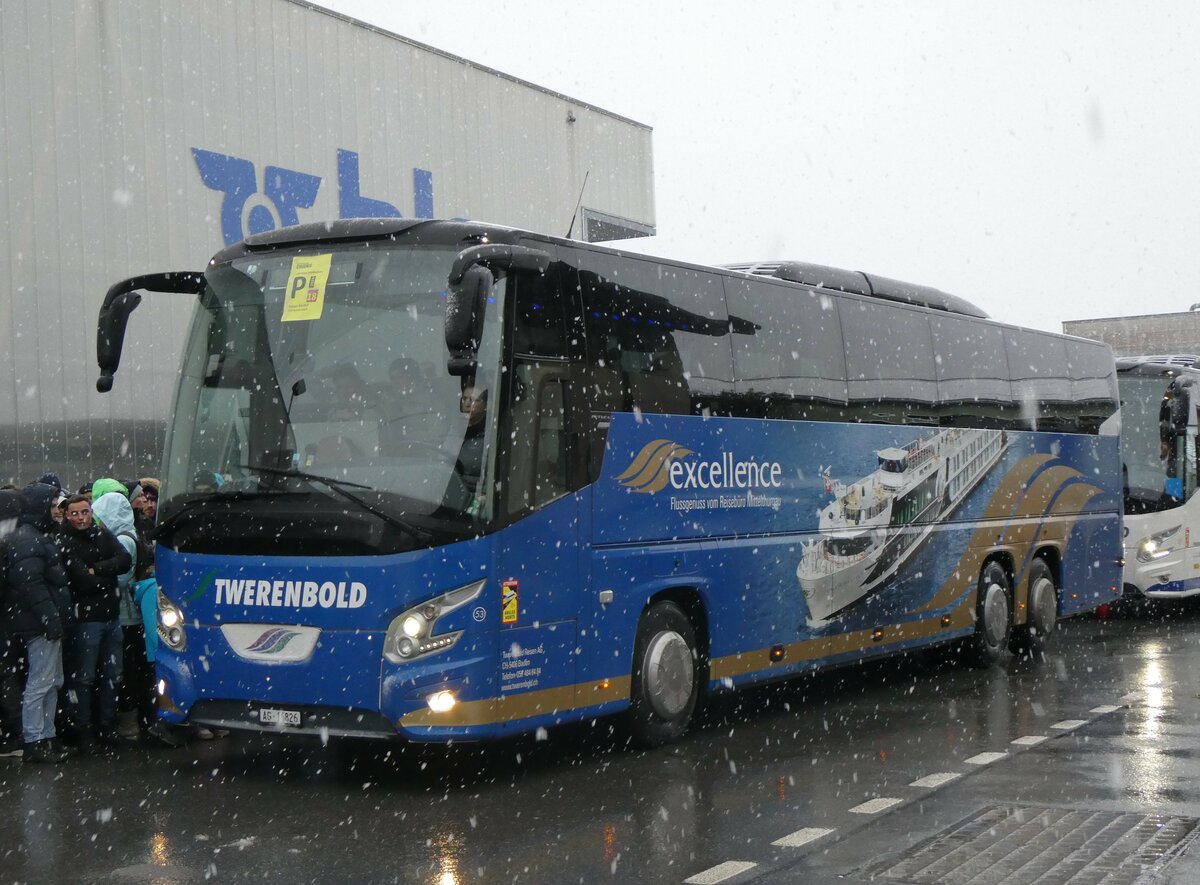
[96,219,1123,745]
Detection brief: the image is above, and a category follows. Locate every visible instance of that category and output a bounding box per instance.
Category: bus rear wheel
[629,601,700,747]
[1010,559,1058,656]
[969,561,1012,667]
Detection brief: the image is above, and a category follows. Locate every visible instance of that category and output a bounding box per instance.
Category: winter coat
[55,519,132,623]
[1,483,71,640]
[133,577,159,663]
[92,492,140,626]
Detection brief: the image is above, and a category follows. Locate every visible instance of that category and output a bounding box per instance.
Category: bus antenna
[565,170,590,239]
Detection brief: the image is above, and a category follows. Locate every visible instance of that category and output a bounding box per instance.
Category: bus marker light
[427,691,456,713]
[599,678,611,690]
[769,645,785,662]
[157,679,167,696]
[872,628,885,642]
[940,616,952,627]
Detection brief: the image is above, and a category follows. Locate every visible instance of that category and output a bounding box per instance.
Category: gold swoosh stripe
[1012,481,1103,610]
[615,439,675,483]
[399,676,631,729]
[620,443,694,493]
[710,595,977,681]
[916,458,1075,613]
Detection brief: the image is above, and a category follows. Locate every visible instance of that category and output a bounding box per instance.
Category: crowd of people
[0,473,212,764]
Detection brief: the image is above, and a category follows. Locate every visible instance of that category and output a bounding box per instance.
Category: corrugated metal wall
[0,0,654,487]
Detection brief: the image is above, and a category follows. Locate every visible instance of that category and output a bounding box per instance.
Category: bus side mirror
[444,244,552,376]
[96,271,203,392]
[445,264,493,376]
[97,291,143,393]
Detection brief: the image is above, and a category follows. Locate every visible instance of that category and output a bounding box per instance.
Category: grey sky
[316,0,1200,333]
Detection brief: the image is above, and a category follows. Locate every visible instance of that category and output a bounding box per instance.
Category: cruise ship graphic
[798,428,1007,626]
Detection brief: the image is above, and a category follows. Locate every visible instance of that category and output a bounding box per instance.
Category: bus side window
[577,255,733,420]
[726,276,847,419]
[505,363,570,514]
[503,266,575,516]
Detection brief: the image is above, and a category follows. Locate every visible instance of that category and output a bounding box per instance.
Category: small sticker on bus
[502,580,518,624]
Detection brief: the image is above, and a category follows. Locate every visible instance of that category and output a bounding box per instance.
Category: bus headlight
[1137,525,1181,563]
[157,589,187,651]
[384,579,485,663]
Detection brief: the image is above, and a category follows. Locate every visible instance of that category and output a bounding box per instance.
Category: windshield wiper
[239,464,433,545]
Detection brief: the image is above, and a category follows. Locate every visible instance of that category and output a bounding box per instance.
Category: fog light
[156,679,166,696]
[427,690,456,713]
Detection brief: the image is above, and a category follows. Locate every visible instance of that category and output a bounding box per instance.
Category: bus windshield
[1118,369,1197,513]
[160,243,505,551]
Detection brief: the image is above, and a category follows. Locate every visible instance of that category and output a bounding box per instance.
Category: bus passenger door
[491,259,585,727]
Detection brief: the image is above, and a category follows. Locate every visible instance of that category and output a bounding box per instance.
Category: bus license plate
[258,707,302,727]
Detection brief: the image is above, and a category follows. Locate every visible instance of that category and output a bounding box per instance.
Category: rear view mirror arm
[96,271,203,393]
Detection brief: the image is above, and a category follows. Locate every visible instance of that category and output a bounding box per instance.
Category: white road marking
[849,797,902,814]
[1090,705,1121,714]
[1011,735,1049,746]
[964,752,1008,765]
[1050,719,1088,730]
[910,772,961,788]
[772,827,835,848]
[684,861,757,884]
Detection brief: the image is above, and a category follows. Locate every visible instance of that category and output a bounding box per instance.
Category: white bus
[1118,355,1200,601]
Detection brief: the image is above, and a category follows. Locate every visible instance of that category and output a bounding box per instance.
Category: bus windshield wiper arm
[239,464,432,544]
[241,463,373,490]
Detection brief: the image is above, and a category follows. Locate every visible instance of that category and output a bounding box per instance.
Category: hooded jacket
[91,491,140,625]
[56,515,132,623]
[1,483,71,640]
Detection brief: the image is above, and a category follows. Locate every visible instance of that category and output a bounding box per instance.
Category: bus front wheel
[629,601,699,747]
[969,561,1012,667]
[1010,559,1058,655]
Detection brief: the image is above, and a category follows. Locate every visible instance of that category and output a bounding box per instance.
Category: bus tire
[969,561,1011,667]
[628,601,700,747]
[1010,559,1057,655]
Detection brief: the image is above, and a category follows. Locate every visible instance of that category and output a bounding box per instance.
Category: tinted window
[726,277,847,413]
[1067,339,1117,402]
[930,315,1011,401]
[511,267,567,359]
[1005,329,1072,428]
[841,298,938,406]
[576,251,733,417]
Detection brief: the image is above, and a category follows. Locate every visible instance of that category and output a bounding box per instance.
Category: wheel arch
[641,586,711,673]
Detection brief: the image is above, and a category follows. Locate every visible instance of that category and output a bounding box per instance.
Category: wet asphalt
[1,603,1198,885]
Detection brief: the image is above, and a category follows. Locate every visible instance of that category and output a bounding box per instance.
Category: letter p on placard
[282,253,332,322]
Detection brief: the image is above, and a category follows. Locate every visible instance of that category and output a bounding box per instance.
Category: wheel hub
[983,582,1008,646]
[644,630,694,719]
[1029,576,1057,637]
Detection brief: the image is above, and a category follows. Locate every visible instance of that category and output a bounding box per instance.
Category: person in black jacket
[2,483,71,763]
[56,494,131,752]
[0,489,25,758]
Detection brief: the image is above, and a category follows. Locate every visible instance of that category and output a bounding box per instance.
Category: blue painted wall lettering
[193,147,436,245]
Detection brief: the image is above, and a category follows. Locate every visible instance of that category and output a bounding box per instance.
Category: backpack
[120,530,155,582]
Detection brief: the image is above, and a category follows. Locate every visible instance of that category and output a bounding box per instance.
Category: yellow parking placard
[282,254,332,322]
